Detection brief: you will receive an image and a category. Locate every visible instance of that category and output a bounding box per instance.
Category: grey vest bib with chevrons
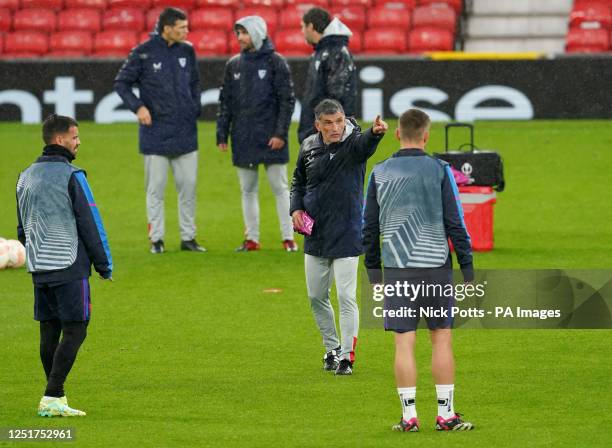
[17,162,80,273]
[373,156,449,268]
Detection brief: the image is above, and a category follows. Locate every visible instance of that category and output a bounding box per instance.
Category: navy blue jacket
[17,145,113,284]
[362,148,473,282]
[290,119,383,258]
[216,39,295,168]
[114,34,201,156]
[298,35,357,144]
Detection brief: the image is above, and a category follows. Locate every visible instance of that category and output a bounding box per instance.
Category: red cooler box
[458,186,496,251]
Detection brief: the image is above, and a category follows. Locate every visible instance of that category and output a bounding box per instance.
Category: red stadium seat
[49,30,93,55]
[362,28,407,53]
[13,9,56,33]
[348,29,362,52]
[335,0,370,6]
[242,0,283,6]
[189,29,228,55]
[275,28,311,55]
[103,8,145,31]
[151,0,195,10]
[0,33,3,53]
[146,7,163,30]
[279,6,307,29]
[93,30,137,56]
[570,2,612,29]
[0,8,11,31]
[0,0,19,11]
[408,26,453,52]
[190,7,233,30]
[64,0,108,9]
[330,6,366,31]
[412,4,456,31]
[21,0,64,9]
[47,50,90,57]
[229,33,239,52]
[236,7,278,35]
[58,9,101,32]
[140,30,150,42]
[4,31,48,55]
[108,0,152,9]
[367,6,411,29]
[195,0,239,8]
[417,0,462,14]
[284,0,329,7]
[566,27,609,52]
[374,0,415,9]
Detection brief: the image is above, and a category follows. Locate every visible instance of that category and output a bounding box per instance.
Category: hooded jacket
[217,16,295,167]
[298,18,357,144]
[114,33,201,156]
[290,119,383,258]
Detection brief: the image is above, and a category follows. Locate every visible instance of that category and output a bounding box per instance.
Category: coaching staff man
[298,7,357,143]
[362,109,474,432]
[115,7,205,254]
[290,99,388,375]
[17,114,113,417]
[217,16,297,252]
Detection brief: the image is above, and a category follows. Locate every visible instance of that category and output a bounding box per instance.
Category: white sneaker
[38,396,86,417]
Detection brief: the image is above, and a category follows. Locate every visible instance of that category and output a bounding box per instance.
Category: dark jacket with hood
[298,18,357,144]
[217,16,295,168]
[114,33,201,156]
[290,119,383,258]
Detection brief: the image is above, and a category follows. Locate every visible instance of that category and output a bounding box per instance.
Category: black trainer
[335,359,353,376]
[150,240,165,254]
[323,347,340,371]
[181,239,207,252]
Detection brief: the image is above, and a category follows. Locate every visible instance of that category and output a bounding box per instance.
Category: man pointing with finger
[290,99,388,375]
[114,7,205,254]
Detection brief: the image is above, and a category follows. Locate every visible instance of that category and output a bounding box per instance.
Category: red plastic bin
[457,186,496,251]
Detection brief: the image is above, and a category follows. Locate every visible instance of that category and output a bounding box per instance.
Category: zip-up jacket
[298,18,357,143]
[114,34,201,156]
[290,118,383,258]
[362,148,473,282]
[216,38,295,167]
[16,145,113,284]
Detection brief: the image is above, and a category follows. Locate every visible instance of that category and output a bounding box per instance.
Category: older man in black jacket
[298,7,357,143]
[217,15,297,252]
[114,7,204,254]
[290,99,388,375]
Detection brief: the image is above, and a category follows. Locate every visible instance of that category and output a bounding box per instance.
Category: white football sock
[436,384,455,419]
[397,387,417,421]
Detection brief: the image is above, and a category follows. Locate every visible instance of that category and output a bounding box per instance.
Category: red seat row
[566,27,611,52]
[185,26,454,54]
[570,0,612,29]
[0,0,463,11]
[0,26,454,56]
[0,3,457,33]
[566,1,612,52]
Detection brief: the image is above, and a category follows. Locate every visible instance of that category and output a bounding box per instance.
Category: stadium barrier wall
[0,57,610,123]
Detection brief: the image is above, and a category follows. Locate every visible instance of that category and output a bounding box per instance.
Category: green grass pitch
[0,120,611,447]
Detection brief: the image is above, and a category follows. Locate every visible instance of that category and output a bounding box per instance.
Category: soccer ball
[0,238,9,270]
[6,240,26,268]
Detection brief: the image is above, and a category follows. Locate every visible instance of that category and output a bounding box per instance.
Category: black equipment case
[433,123,505,192]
